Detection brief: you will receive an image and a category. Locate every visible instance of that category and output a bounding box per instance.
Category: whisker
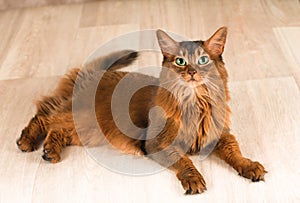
[202,78,219,91]
[160,77,182,85]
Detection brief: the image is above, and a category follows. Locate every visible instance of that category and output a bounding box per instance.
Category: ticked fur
[17,28,266,195]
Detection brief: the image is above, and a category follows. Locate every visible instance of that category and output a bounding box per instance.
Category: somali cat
[17,27,266,194]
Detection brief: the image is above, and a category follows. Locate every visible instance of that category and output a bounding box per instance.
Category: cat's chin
[187,80,203,88]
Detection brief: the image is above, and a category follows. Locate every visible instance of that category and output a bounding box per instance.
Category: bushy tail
[36,50,138,116]
[84,50,138,72]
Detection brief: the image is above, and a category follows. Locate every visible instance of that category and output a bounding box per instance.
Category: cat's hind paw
[42,146,61,163]
[16,129,36,152]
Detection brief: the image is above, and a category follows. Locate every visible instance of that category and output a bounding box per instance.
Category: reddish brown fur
[16,28,266,195]
[17,50,155,161]
[146,28,266,194]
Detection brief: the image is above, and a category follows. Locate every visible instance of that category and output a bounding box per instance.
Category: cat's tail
[35,50,138,116]
[84,50,138,72]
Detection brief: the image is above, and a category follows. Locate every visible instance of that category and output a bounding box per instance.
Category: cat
[17,27,266,195]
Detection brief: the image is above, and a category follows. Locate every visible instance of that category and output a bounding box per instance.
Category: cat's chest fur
[174,83,216,154]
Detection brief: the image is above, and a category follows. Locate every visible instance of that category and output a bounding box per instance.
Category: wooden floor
[0,0,300,202]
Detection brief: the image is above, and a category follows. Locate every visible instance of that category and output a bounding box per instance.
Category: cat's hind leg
[42,129,68,163]
[17,115,48,152]
[40,112,81,163]
[213,132,267,182]
[42,128,81,163]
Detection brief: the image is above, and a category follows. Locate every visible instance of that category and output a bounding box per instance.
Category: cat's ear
[156,29,179,56]
[204,27,227,57]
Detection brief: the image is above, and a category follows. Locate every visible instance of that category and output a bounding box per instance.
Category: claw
[42,154,52,161]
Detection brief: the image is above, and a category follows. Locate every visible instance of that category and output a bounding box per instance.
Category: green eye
[198,56,209,65]
[175,57,186,66]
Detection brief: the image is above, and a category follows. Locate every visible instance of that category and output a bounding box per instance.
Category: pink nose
[188,69,197,76]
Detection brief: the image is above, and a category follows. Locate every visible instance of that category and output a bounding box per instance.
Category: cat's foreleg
[213,132,267,181]
[146,145,206,194]
[172,154,207,194]
[145,117,206,195]
[17,115,47,152]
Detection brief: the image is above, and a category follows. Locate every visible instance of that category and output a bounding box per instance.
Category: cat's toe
[237,159,267,182]
[42,148,61,163]
[178,171,206,195]
[16,137,35,152]
[183,177,207,195]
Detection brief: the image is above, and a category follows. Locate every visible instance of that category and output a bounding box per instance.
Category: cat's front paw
[42,145,61,163]
[177,169,207,195]
[16,129,35,152]
[236,159,267,182]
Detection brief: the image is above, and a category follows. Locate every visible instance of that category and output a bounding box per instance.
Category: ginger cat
[17,27,266,194]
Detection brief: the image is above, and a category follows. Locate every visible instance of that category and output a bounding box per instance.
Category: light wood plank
[0,4,82,80]
[68,24,140,69]
[294,72,300,90]
[273,27,300,70]
[0,0,96,10]
[0,9,24,67]
[79,0,139,27]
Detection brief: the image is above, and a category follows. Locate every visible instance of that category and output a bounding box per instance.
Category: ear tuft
[156,29,178,56]
[204,27,227,57]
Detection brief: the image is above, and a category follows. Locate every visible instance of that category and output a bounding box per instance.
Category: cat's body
[17,50,158,157]
[17,27,266,194]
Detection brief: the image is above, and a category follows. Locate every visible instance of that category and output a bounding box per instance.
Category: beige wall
[0,0,98,10]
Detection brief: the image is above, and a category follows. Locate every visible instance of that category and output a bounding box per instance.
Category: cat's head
[156,27,227,87]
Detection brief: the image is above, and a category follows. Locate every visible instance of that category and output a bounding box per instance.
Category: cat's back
[96,71,159,126]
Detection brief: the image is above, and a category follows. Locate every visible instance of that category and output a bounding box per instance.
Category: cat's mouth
[187,77,200,83]
[182,74,203,86]
[186,78,203,87]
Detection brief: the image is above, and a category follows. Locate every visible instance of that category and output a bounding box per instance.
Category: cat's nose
[188,69,197,76]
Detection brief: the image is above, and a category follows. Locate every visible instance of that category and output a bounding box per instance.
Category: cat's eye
[198,56,209,65]
[175,57,187,66]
